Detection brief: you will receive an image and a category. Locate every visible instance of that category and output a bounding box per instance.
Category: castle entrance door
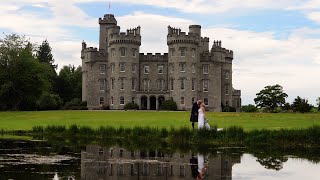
[158,96,165,109]
[141,96,148,110]
[150,96,156,110]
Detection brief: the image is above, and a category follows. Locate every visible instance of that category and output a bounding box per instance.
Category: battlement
[82,47,106,59]
[109,26,141,45]
[201,37,209,42]
[232,89,241,96]
[139,53,168,62]
[211,40,233,58]
[167,26,200,45]
[99,14,117,25]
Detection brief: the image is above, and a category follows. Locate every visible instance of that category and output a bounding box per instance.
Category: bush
[292,96,312,113]
[241,104,258,112]
[102,104,110,110]
[38,93,62,110]
[63,98,87,110]
[221,104,236,112]
[159,100,177,111]
[124,103,139,110]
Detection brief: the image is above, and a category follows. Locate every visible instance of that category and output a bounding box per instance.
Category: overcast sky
[1,0,320,105]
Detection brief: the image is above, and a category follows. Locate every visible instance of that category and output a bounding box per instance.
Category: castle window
[99,64,106,74]
[180,97,184,105]
[192,64,196,73]
[143,79,150,91]
[192,78,195,91]
[225,85,229,95]
[111,78,114,90]
[158,65,164,74]
[120,78,125,90]
[225,70,230,79]
[203,64,209,74]
[180,48,186,57]
[226,101,229,106]
[204,98,209,106]
[100,97,104,105]
[132,48,137,57]
[111,64,115,73]
[169,63,174,73]
[120,47,126,57]
[111,96,114,105]
[170,79,174,91]
[170,48,175,57]
[120,63,125,72]
[192,49,196,57]
[131,79,136,91]
[158,79,164,91]
[144,65,150,74]
[99,79,106,91]
[120,96,125,105]
[179,165,185,177]
[180,78,185,90]
[132,64,136,73]
[203,79,209,92]
[132,97,135,104]
[192,97,195,104]
[180,62,186,72]
[111,49,116,57]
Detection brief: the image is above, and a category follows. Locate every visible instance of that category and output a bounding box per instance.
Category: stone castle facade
[81,14,241,111]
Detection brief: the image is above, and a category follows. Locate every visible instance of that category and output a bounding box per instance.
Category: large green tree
[0,34,50,110]
[254,84,288,112]
[291,96,312,113]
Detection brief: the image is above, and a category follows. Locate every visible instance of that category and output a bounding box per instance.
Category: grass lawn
[0,110,319,131]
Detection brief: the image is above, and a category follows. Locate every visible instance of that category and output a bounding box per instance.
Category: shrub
[292,96,312,113]
[102,104,110,110]
[38,93,62,110]
[241,104,258,112]
[221,104,236,112]
[124,103,139,110]
[63,98,87,110]
[159,100,177,111]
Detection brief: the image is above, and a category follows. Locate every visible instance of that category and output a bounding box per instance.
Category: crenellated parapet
[109,26,141,45]
[232,89,241,96]
[82,47,106,63]
[211,40,233,59]
[167,26,200,45]
[99,14,117,25]
[139,53,168,62]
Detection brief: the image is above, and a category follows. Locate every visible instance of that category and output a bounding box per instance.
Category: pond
[0,138,319,179]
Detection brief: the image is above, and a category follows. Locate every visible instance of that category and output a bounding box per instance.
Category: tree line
[243,84,320,113]
[0,34,84,111]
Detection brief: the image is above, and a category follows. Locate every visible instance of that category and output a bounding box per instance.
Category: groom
[190,100,201,129]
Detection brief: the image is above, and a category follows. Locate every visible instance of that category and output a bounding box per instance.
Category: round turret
[189,25,201,37]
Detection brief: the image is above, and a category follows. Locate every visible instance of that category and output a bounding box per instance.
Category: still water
[0,139,319,180]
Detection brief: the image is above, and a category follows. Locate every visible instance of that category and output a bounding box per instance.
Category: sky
[0,0,320,105]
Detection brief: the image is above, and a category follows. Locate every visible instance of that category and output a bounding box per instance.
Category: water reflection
[81,145,241,179]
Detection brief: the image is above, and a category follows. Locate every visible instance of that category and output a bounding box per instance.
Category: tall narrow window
[100,97,104,105]
[192,97,195,104]
[169,64,174,73]
[144,65,150,74]
[204,98,209,106]
[99,79,106,91]
[191,78,195,91]
[100,64,106,74]
[120,63,125,72]
[180,78,185,90]
[111,64,115,73]
[192,64,195,73]
[180,63,186,72]
[120,47,126,57]
[131,79,135,91]
[132,48,137,57]
[180,97,184,105]
[120,96,125,105]
[170,48,175,57]
[192,49,196,57]
[203,64,209,74]
[170,79,174,91]
[120,78,125,90]
[203,79,209,92]
[111,49,115,57]
[131,97,135,104]
[111,96,114,105]
[143,80,149,91]
[180,48,186,57]
[111,78,114,90]
[158,65,164,74]
[225,85,229,95]
[158,80,164,91]
[132,64,136,73]
[225,70,230,79]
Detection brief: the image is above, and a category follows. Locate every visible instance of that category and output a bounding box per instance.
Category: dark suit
[190,102,199,122]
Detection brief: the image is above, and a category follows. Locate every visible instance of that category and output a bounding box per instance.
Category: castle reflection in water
[81,145,240,179]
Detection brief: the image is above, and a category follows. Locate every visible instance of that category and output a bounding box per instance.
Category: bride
[198,102,210,129]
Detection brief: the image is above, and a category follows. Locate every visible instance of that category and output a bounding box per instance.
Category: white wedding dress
[198,108,204,129]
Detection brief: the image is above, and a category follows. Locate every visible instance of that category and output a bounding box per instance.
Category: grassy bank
[0,111,319,131]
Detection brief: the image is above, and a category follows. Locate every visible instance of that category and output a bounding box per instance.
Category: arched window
[120,96,125,105]
[204,98,209,106]
[111,96,114,105]
[100,97,104,105]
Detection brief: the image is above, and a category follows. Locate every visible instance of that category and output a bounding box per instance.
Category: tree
[317,97,320,112]
[0,34,50,110]
[36,39,57,69]
[242,104,258,112]
[291,96,312,113]
[254,84,288,112]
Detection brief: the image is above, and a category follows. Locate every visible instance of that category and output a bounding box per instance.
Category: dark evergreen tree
[291,96,312,113]
[37,39,57,69]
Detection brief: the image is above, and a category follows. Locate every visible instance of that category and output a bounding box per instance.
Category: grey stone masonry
[81,13,241,111]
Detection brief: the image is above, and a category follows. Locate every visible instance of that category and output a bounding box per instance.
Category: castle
[81,14,241,111]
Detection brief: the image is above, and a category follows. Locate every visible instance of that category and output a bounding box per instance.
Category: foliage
[254,84,288,112]
[38,93,62,110]
[241,104,258,112]
[0,34,50,110]
[159,100,177,111]
[124,103,139,110]
[36,39,57,69]
[222,104,236,112]
[63,98,87,110]
[282,102,291,112]
[317,97,320,112]
[291,96,312,113]
[56,65,82,105]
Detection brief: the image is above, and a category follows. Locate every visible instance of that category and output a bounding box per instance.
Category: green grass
[0,111,319,131]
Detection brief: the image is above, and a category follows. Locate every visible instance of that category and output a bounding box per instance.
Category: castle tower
[167,25,201,110]
[99,14,120,51]
[108,25,141,109]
